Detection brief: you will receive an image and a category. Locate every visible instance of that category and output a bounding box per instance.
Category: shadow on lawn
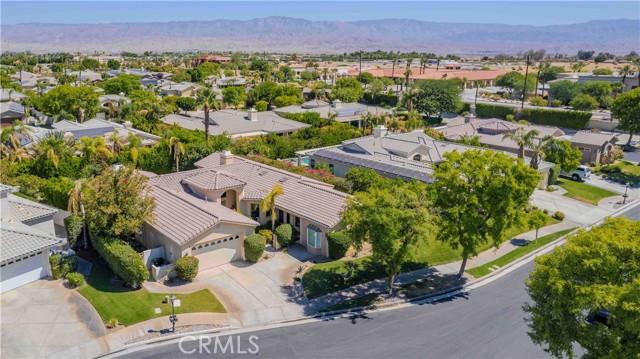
[77,250,140,294]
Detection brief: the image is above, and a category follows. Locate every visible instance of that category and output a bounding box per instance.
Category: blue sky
[2,1,638,26]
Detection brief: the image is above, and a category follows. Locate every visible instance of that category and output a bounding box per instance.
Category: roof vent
[258,170,268,176]
[279,177,289,183]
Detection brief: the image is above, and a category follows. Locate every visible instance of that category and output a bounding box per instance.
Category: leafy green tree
[528,210,547,240]
[101,74,142,95]
[434,149,540,275]
[50,62,65,73]
[276,65,295,82]
[107,59,121,70]
[196,62,220,78]
[195,88,220,142]
[81,58,100,70]
[274,95,302,108]
[175,97,197,112]
[83,166,155,238]
[611,87,640,146]
[343,181,434,293]
[549,80,582,105]
[344,167,383,193]
[331,77,364,103]
[537,64,564,95]
[524,217,640,359]
[581,81,612,107]
[35,84,99,122]
[171,69,191,83]
[412,79,461,119]
[222,86,246,108]
[248,81,279,105]
[496,71,524,97]
[543,138,582,172]
[254,100,268,112]
[570,94,599,111]
[356,72,375,87]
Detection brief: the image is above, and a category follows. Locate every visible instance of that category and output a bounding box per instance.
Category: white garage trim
[0,252,49,293]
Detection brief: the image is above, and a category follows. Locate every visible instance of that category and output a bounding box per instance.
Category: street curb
[98,200,638,357]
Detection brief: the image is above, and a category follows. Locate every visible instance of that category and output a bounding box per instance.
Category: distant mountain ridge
[1,17,638,54]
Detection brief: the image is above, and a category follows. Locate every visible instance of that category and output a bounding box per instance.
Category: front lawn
[556,179,618,205]
[466,227,577,278]
[303,213,558,299]
[594,161,640,186]
[77,260,226,326]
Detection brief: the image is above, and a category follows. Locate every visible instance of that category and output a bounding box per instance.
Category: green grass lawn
[77,260,226,326]
[302,213,559,299]
[556,179,618,205]
[594,161,640,186]
[466,228,576,278]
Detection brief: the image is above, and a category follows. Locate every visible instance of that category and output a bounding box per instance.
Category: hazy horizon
[2,1,639,26]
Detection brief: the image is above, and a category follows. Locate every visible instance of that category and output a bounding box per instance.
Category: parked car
[561,165,591,181]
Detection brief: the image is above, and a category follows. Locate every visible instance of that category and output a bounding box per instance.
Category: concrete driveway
[0,279,106,359]
[530,189,614,226]
[195,247,313,327]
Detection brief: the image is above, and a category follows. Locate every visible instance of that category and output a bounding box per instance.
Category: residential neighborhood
[1,2,639,359]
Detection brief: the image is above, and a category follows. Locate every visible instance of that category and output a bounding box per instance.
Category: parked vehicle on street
[561,165,591,181]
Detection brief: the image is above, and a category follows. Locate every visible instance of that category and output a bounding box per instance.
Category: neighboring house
[556,72,640,92]
[139,151,348,269]
[99,94,131,109]
[159,82,204,97]
[348,67,509,88]
[1,101,25,127]
[0,89,27,102]
[67,70,103,83]
[161,108,311,138]
[26,118,160,147]
[568,131,619,164]
[0,184,64,293]
[274,99,391,126]
[303,126,553,187]
[194,55,230,65]
[215,76,246,87]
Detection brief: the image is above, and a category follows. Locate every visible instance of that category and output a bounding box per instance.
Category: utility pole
[359,51,363,76]
[521,54,531,109]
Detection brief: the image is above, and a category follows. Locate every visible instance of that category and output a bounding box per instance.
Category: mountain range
[1,17,638,54]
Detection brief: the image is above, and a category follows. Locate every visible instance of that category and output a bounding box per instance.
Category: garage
[190,234,242,271]
[0,252,49,293]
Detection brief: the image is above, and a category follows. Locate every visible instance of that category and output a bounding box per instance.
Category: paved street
[117,261,551,359]
[619,203,640,221]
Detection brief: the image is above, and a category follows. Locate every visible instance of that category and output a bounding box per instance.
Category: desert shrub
[66,272,86,287]
[275,223,293,247]
[255,100,268,112]
[327,231,352,259]
[551,99,563,107]
[244,234,266,262]
[530,96,547,107]
[64,214,84,248]
[49,253,78,279]
[506,114,515,122]
[91,235,148,287]
[553,211,565,221]
[258,229,273,243]
[175,256,199,281]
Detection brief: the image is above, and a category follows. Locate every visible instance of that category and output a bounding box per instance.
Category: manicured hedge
[549,164,561,186]
[475,103,591,130]
[363,92,398,106]
[327,230,351,259]
[91,235,148,288]
[244,234,266,262]
[49,253,78,279]
[457,102,471,114]
[66,272,86,287]
[175,256,199,281]
[64,214,84,248]
[275,224,293,248]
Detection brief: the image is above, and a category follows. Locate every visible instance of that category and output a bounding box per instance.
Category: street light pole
[168,294,178,332]
[622,182,630,204]
[521,54,531,109]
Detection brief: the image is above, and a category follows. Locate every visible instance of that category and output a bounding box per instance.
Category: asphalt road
[118,261,551,359]
[619,203,640,221]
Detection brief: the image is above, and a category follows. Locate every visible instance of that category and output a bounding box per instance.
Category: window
[310,159,316,168]
[278,209,284,221]
[286,213,290,224]
[307,226,322,249]
[295,216,300,228]
[328,163,334,174]
[413,154,421,161]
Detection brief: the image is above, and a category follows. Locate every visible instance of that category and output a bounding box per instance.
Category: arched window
[413,154,421,161]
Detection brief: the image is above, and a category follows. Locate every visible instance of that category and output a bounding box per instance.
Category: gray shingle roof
[1,194,57,223]
[183,171,246,191]
[569,131,618,147]
[0,221,63,264]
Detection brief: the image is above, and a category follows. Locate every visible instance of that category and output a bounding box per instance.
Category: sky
[1,1,638,26]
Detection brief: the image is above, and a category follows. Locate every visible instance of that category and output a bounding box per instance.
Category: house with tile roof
[161,108,310,138]
[568,131,619,164]
[302,126,554,188]
[274,99,390,125]
[139,151,349,269]
[0,184,64,293]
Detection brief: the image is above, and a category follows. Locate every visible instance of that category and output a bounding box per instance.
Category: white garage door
[0,253,48,293]
[191,235,242,270]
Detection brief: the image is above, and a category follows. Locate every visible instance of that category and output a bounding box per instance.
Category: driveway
[195,246,315,327]
[530,189,614,226]
[0,279,106,359]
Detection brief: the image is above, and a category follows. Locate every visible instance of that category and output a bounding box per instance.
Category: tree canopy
[101,74,143,95]
[524,217,640,359]
[543,138,582,172]
[611,88,640,146]
[331,77,364,103]
[34,84,100,122]
[412,79,461,119]
[549,80,583,105]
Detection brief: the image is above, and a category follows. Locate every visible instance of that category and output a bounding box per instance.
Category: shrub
[543,209,549,215]
[553,211,565,221]
[506,114,515,122]
[327,231,352,259]
[529,96,547,107]
[42,177,74,210]
[49,253,78,279]
[457,102,471,114]
[64,214,84,248]
[13,174,46,201]
[66,272,86,287]
[570,94,599,111]
[476,103,517,119]
[245,234,266,262]
[175,256,199,281]
[476,103,591,129]
[91,235,148,287]
[255,100,268,112]
[551,99,563,107]
[106,319,119,329]
[548,164,561,186]
[275,223,293,248]
[258,229,273,243]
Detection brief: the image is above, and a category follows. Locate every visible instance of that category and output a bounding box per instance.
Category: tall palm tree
[260,184,284,250]
[0,120,32,154]
[107,129,124,155]
[502,128,539,159]
[168,136,185,172]
[35,132,74,170]
[405,58,413,89]
[571,61,585,73]
[619,64,632,92]
[79,136,113,163]
[391,56,398,79]
[195,88,220,142]
[331,68,338,86]
[67,179,88,249]
[126,133,142,165]
[528,136,553,169]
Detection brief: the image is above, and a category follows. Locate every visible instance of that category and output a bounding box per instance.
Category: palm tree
[391,56,398,79]
[571,61,585,73]
[126,133,142,165]
[0,120,32,154]
[405,58,413,89]
[331,68,338,86]
[34,132,74,170]
[260,184,284,250]
[502,128,539,159]
[79,136,113,163]
[619,64,632,92]
[67,179,88,249]
[195,88,221,142]
[528,136,553,169]
[419,56,427,74]
[322,68,329,81]
[168,136,185,172]
[107,129,124,155]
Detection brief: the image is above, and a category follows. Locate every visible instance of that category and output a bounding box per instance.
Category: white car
[561,165,591,181]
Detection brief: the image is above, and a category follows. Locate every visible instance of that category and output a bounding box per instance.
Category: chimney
[220,150,233,165]
[333,99,342,109]
[248,108,258,122]
[123,121,133,128]
[373,125,388,138]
